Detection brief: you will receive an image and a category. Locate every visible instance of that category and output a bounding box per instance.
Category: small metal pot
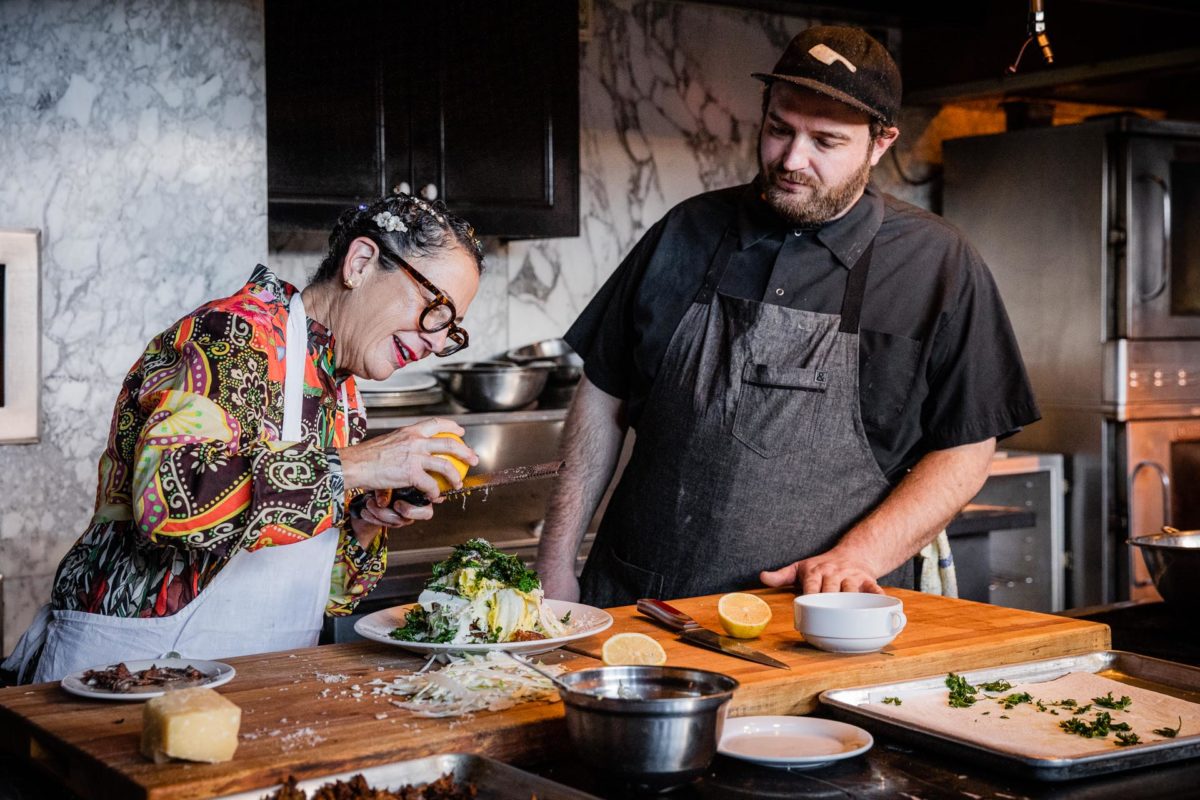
[431,361,549,412]
[557,666,739,792]
[1128,527,1200,608]
[504,338,583,386]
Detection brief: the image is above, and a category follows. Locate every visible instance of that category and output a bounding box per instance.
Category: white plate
[354,599,613,656]
[356,370,437,393]
[718,716,873,769]
[61,657,236,701]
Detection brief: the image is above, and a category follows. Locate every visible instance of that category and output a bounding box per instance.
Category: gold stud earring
[344,278,358,289]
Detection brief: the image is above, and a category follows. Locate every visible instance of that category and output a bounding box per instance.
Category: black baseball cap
[752,26,901,126]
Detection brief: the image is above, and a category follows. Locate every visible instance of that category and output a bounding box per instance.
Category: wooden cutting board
[0,589,1109,800]
[564,588,1112,717]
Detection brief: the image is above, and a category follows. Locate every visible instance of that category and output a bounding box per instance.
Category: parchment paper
[868,671,1199,760]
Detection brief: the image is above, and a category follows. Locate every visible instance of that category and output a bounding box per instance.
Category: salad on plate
[390,538,570,645]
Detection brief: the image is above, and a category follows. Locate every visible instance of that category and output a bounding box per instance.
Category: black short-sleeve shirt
[565,181,1040,482]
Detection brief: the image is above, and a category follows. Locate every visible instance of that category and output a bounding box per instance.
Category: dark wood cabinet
[266,2,579,239]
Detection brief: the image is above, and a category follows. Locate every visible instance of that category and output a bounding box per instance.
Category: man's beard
[760,149,873,226]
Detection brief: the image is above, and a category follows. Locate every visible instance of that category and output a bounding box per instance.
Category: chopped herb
[431,538,542,594]
[1115,731,1141,746]
[998,692,1033,709]
[1073,704,1093,716]
[1109,721,1132,732]
[946,673,978,708]
[1056,698,1079,707]
[981,711,991,715]
[882,696,903,706]
[1092,692,1133,711]
[999,715,1010,719]
[1153,717,1183,738]
[389,606,455,643]
[560,610,572,625]
[1060,711,1115,739]
[1036,700,1047,712]
[1050,710,1059,716]
[978,679,1014,692]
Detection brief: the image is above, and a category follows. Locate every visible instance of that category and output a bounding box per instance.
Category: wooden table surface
[0,589,1110,800]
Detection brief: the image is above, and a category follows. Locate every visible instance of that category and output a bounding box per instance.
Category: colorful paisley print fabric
[51,266,383,618]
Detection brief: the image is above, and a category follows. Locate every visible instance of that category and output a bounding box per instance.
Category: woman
[4,194,484,683]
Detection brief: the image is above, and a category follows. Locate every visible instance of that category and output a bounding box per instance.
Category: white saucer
[718,715,873,769]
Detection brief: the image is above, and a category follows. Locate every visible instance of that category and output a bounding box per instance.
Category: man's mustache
[770,169,819,189]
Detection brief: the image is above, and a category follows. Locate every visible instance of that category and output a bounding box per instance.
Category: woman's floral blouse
[51,266,383,618]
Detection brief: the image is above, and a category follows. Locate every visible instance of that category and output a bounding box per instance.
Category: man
[536,26,1039,607]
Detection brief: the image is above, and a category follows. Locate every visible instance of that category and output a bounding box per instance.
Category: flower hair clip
[373,211,408,233]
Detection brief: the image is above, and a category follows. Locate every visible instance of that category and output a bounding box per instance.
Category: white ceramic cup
[793,592,907,654]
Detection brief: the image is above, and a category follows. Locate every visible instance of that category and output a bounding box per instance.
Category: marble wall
[272,0,924,369]
[0,0,266,653]
[1,0,931,653]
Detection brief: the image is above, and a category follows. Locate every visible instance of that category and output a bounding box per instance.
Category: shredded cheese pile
[368,652,565,718]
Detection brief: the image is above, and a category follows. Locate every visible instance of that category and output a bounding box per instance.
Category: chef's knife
[637,598,791,670]
[379,460,564,507]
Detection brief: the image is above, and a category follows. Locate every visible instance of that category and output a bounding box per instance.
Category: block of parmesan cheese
[140,687,241,764]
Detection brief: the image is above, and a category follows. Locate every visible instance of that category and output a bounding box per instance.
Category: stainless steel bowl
[557,666,739,792]
[431,361,549,412]
[504,338,583,385]
[1128,527,1200,608]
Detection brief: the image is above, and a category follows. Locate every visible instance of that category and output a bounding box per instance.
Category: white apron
[6,291,343,683]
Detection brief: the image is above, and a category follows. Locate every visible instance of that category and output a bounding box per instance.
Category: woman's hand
[337,417,479,500]
[349,494,433,546]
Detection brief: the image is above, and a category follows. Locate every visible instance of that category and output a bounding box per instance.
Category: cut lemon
[430,432,470,492]
[601,632,667,666]
[717,592,772,639]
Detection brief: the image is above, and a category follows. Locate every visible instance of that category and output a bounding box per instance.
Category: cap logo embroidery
[808,43,857,73]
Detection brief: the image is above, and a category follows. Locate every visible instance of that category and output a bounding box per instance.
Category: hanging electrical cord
[1008,0,1055,74]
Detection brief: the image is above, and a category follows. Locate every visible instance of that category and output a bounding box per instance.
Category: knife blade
[379,460,564,507]
[637,598,790,670]
[678,628,792,670]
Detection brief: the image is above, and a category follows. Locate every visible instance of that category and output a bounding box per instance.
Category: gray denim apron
[580,228,913,607]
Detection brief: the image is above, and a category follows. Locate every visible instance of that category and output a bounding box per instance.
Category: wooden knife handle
[636,598,700,632]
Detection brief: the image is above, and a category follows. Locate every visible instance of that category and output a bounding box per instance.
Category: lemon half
[717,592,772,639]
[601,632,667,666]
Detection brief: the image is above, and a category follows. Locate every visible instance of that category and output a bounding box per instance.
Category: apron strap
[693,228,740,305]
[838,239,875,334]
[282,291,307,441]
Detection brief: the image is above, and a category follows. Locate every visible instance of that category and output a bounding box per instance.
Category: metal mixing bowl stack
[431,361,550,412]
[556,666,739,792]
[1128,527,1200,608]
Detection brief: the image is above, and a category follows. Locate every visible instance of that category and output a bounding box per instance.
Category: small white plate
[61,658,236,701]
[718,715,873,769]
[354,599,613,656]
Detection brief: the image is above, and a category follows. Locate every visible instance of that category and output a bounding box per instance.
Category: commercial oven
[944,116,1200,608]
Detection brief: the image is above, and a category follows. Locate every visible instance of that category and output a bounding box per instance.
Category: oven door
[1122,136,1200,339]
[1125,417,1200,601]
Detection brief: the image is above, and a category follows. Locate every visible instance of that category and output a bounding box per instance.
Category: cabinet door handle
[420,183,438,201]
[393,181,412,196]
[1137,174,1170,302]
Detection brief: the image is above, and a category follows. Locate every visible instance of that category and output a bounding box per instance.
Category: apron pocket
[733,362,829,458]
[600,544,666,601]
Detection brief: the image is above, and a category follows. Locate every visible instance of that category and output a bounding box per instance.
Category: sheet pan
[819,650,1200,781]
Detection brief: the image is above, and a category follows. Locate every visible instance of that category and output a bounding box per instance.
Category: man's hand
[759,438,997,596]
[760,550,883,595]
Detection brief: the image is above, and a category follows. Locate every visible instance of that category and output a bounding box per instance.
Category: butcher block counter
[0,589,1110,800]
